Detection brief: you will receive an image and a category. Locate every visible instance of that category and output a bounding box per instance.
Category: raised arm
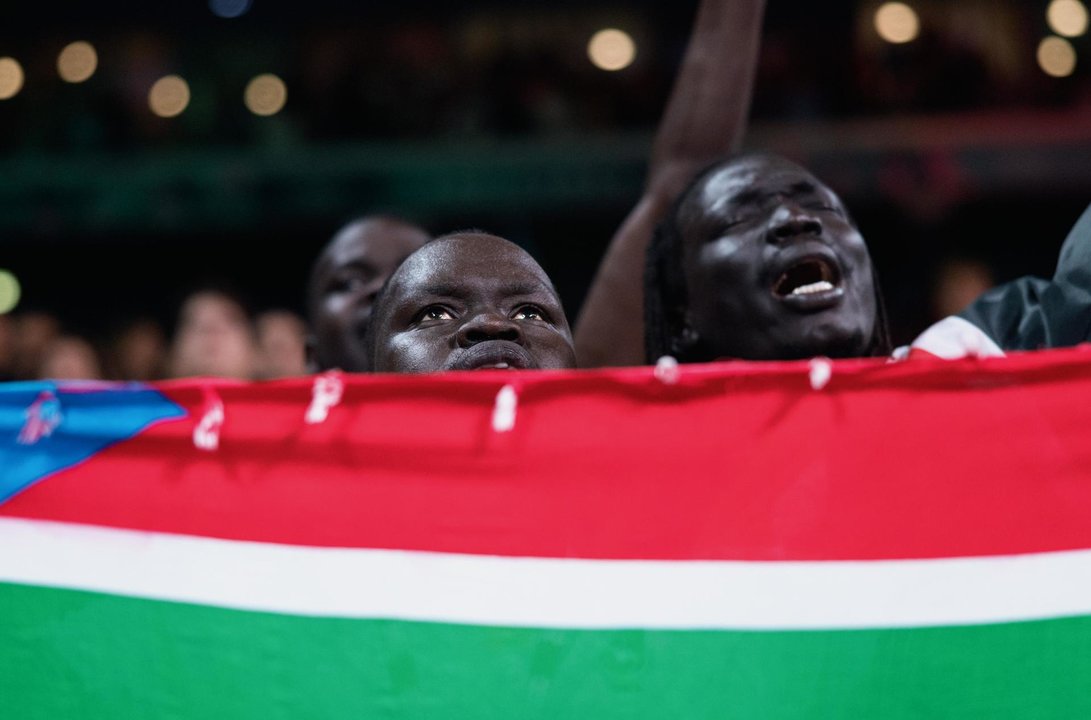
[574,0,767,367]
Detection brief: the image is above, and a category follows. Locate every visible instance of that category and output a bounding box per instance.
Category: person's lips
[446,341,537,371]
[770,251,845,312]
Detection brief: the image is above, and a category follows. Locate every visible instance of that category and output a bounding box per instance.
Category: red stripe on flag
[4,349,1091,561]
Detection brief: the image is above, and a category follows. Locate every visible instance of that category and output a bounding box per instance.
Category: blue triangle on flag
[0,382,186,504]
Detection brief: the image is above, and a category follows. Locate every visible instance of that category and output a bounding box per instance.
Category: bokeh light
[0,270,22,314]
[210,0,252,19]
[0,57,25,100]
[1047,0,1089,38]
[1038,36,1078,77]
[874,2,920,44]
[148,75,191,117]
[244,73,287,116]
[587,28,636,71]
[57,41,98,83]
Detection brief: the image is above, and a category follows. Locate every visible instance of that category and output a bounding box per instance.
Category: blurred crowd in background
[2,0,1090,380]
[0,292,307,382]
[0,254,997,382]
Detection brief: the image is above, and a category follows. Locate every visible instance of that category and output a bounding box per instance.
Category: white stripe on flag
[3,516,1090,630]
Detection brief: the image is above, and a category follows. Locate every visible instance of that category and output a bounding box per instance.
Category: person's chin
[762,304,858,355]
[788,326,870,359]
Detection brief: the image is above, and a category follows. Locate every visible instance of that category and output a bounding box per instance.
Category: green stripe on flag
[3,581,1090,719]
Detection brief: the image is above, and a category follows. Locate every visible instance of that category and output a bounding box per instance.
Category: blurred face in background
[308,217,430,372]
[931,258,994,320]
[113,319,167,381]
[0,314,13,378]
[39,336,103,381]
[255,310,308,379]
[169,291,256,379]
[12,312,60,379]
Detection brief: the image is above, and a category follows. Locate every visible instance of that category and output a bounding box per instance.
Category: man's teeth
[791,280,835,296]
[481,362,511,369]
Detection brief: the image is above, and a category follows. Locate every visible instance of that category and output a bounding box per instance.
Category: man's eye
[720,213,758,232]
[419,306,455,322]
[513,305,548,322]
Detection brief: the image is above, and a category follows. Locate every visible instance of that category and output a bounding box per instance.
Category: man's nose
[456,312,524,347]
[766,203,823,244]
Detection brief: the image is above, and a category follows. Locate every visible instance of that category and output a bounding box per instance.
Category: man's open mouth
[771,256,844,310]
[773,257,840,297]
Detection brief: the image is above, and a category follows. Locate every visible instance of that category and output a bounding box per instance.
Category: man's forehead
[394,238,554,297]
[705,159,822,198]
[698,166,760,214]
[325,222,425,267]
[323,227,382,266]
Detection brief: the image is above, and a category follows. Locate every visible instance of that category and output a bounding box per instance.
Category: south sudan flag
[3,352,1091,719]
